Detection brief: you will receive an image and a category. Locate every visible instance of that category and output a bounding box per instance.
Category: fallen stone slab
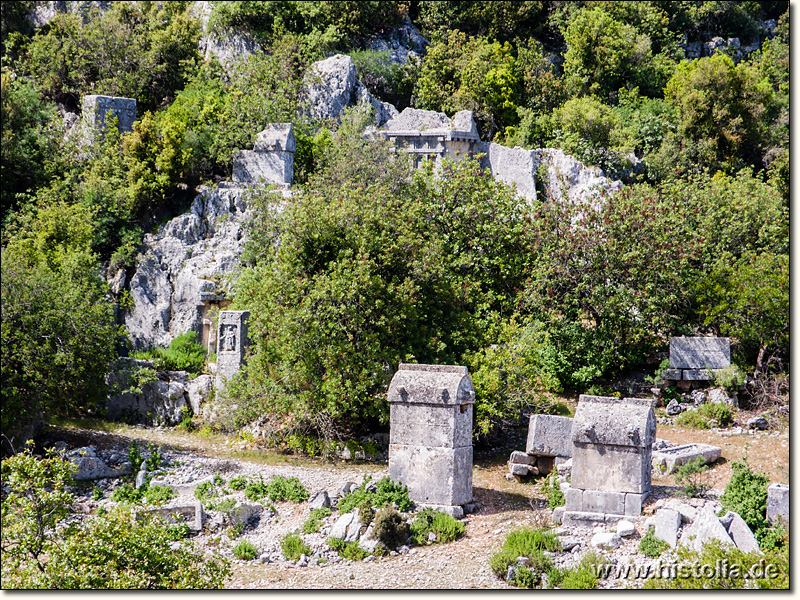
[682,505,735,553]
[725,511,762,555]
[224,501,263,527]
[651,443,722,475]
[654,508,681,548]
[591,532,622,549]
[308,489,331,510]
[509,450,537,466]
[141,501,203,533]
[330,509,361,542]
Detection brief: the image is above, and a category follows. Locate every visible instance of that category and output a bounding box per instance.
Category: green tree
[1,203,120,451]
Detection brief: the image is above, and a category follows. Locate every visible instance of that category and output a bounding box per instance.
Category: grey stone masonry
[666,337,730,383]
[233,123,295,186]
[651,443,722,475]
[526,414,573,458]
[563,395,655,527]
[766,483,789,526]
[215,310,250,390]
[388,364,475,507]
[83,95,137,133]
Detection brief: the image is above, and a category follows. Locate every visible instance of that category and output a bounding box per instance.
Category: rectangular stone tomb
[651,443,722,475]
[570,395,656,495]
[388,364,475,507]
[233,123,296,185]
[526,414,573,458]
[82,95,137,133]
[669,337,731,370]
[140,501,203,533]
[215,310,250,390]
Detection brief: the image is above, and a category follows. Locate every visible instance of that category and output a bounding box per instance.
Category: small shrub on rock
[233,540,259,561]
[372,506,410,550]
[281,533,311,561]
[639,527,669,558]
[228,476,247,490]
[410,509,465,545]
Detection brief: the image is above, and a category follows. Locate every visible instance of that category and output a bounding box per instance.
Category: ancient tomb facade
[215,310,250,390]
[387,364,475,508]
[564,395,656,527]
[233,123,296,186]
[662,336,731,389]
[82,95,137,133]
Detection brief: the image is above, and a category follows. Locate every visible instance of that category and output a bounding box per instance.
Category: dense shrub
[338,477,413,514]
[132,331,207,377]
[639,527,670,558]
[280,533,311,561]
[489,526,560,587]
[719,459,770,535]
[1,449,229,588]
[233,540,259,561]
[244,475,309,504]
[409,509,465,545]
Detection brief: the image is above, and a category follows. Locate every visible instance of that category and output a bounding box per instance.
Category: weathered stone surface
[82,94,136,133]
[661,368,682,380]
[565,488,582,511]
[509,450,537,466]
[389,444,473,506]
[747,416,768,430]
[624,492,647,517]
[666,399,683,416]
[682,505,735,553]
[767,483,789,526]
[670,337,730,369]
[552,507,565,524]
[582,491,625,515]
[591,532,622,549]
[663,499,697,524]
[186,374,214,415]
[390,402,472,448]
[363,15,428,65]
[305,54,398,126]
[233,150,294,185]
[215,310,250,390]
[569,396,655,497]
[683,369,714,381]
[417,504,465,519]
[308,489,331,511]
[509,463,535,477]
[526,414,573,458]
[105,359,189,426]
[481,143,538,202]
[530,148,623,204]
[556,458,572,478]
[617,520,636,537]
[68,451,124,480]
[330,510,361,542]
[726,512,761,554]
[651,443,722,475]
[655,508,682,548]
[224,502,263,527]
[562,511,606,528]
[125,185,257,351]
[143,501,203,533]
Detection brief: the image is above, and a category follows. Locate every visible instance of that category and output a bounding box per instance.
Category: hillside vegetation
[0,1,789,448]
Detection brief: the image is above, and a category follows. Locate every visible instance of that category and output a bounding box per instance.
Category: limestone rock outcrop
[305,54,399,126]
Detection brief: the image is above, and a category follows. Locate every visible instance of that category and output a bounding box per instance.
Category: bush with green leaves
[676,403,733,430]
[542,473,565,510]
[1,448,229,588]
[371,506,409,550]
[643,539,787,589]
[409,508,465,545]
[281,533,312,561]
[327,536,369,561]
[674,456,710,498]
[302,507,332,534]
[233,539,259,561]
[547,551,606,589]
[489,527,560,587]
[244,475,309,504]
[228,476,248,491]
[337,476,413,514]
[719,458,769,535]
[132,331,207,377]
[639,526,670,558]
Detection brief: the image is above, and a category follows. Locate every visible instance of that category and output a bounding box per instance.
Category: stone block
[509,463,533,477]
[767,483,789,526]
[526,414,573,457]
[232,150,294,185]
[651,443,722,475]
[390,402,471,449]
[388,444,472,506]
[670,337,730,369]
[82,95,137,133]
[388,364,475,407]
[536,456,555,475]
[582,491,625,515]
[143,501,203,533]
[565,488,583,511]
[562,511,606,528]
[509,451,536,466]
[661,369,682,380]
[571,443,652,494]
[624,492,647,516]
[654,508,681,548]
[683,506,734,553]
[726,512,761,554]
[552,507,564,524]
[253,123,296,153]
[572,395,656,448]
[591,532,622,549]
[215,311,250,390]
[683,369,714,381]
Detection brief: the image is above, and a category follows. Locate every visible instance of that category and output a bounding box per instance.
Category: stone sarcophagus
[662,337,731,387]
[563,395,656,526]
[232,123,296,186]
[388,364,475,508]
[82,95,137,133]
[215,310,250,390]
